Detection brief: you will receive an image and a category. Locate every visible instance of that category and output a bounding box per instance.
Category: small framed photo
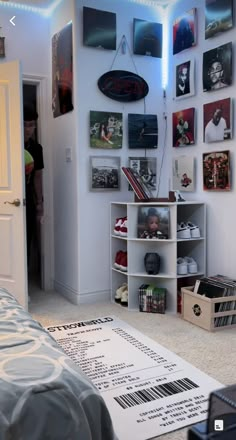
[172,107,195,147]
[128,114,158,149]
[137,206,170,239]
[203,150,230,191]
[89,156,120,191]
[174,59,195,100]
[203,98,232,143]
[172,156,195,192]
[90,110,123,149]
[129,157,157,191]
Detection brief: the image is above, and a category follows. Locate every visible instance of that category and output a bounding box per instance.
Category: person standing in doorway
[24,106,44,268]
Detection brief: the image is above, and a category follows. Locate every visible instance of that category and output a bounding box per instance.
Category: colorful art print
[90,111,122,149]
[52,22,73,118]
[128,157,157,192]
[137,206,169,239]
[83,7,116,50]
[173,8,196,55]
[89,156,120,191]
[172,108,195,147]
[133,18,162,58]
[172,156,195,192]
[202,42,232,92]
[128,114,158,149]
[175,59,195,99]
[203,150,230,191]
[205,0,233,39]
[203,98,232,143]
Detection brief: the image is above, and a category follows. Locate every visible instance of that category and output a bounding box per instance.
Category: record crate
[181,286,236,332]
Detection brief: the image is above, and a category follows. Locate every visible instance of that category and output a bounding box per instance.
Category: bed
[0,287,117,440]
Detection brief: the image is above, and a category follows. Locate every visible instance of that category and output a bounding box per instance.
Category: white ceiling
[0,0,174,10]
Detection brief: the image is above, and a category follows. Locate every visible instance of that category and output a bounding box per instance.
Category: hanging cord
[156,113,168,197]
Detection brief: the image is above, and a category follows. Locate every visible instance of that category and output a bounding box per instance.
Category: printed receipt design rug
[46,316,223,440]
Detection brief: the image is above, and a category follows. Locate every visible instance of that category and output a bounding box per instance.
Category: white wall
[167,0,236,278]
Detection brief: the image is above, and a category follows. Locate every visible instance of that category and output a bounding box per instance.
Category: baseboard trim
[54,280,110,305]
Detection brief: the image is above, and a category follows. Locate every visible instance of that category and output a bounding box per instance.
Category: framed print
[83,7,116,50]
[90,111,122,149]
[89,156,120,191]
[133,18,162,58]
[173,8,196,55]
[203,150,230,191]
[203,98,232,143]
[175,59,195,99]
[128,157,157,192]
[128,114,158,149]
[137,206,170,239]
[172,108,195,147]
[205,0,233,39]
[172,156,195,192]
[203,42,232,92]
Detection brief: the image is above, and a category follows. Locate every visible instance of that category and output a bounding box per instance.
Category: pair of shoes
[115,283,128,303]
[174,190,185,202]
[177,257,198,275]
[114,250,128,271]
[177,222,200,239]
[114,217,128,237]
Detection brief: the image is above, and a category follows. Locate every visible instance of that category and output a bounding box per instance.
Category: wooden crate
[181,286,236,331]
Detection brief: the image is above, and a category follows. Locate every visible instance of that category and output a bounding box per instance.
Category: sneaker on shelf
[177,257,188,275]
[186,222,200,238]
[119,251,128,272]
[114,217,123,235]
[174,190,185,202]
[115,283,128,303]
[120,217,128,237]
[120,288,128,306]
[177,222,191,239]
[183,256,198,274]
[114,250,123,269]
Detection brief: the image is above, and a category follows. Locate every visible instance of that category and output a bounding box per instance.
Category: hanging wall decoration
[203,150,230,191]
[52,22,73,118]
[98,70,149,102]
[203,98,232,143]
[175,58,195,99]
[205,0,233,39]
[173,8,197,55]
[83,7,116,50]
[128,114,158,149]
[89,156,120,191]
[172,156,195,192]
[172,108,195,147]
[133,18,162,58]
[90,111,123,149]
[203,42,232,92]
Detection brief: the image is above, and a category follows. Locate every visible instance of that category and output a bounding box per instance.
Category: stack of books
[138,284,166,314]
[193,275,236,327]
[121,167,153,200]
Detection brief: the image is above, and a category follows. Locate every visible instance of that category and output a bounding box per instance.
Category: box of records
[181,275,236,331]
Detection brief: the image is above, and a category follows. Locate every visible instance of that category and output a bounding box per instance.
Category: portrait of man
[203,42,232,92]
[203,98,232,143]
[175,59,194,99]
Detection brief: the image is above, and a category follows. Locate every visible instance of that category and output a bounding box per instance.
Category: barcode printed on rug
[114,378,199,409]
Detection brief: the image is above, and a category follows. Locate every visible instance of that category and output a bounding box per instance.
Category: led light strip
[0,0,63,16]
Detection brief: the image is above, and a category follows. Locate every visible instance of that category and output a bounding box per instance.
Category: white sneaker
[120,288,128,306]
[186,222,200,238]
[177,257,188,275]
[177,222,191,239]
[183,256,198,274]
[115,283,128,302]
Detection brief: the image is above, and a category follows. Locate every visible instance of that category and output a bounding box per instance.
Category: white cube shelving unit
[110,201,206,313]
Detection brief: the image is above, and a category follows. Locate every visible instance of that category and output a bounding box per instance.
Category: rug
[46,316,223,440]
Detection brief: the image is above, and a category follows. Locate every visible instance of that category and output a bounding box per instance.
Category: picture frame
[172,107,195,147]
[202,150,230,191]
[172,156,195,192]
[203,42,232,92]
[174,58,195,100]
[128,157,157,192]
[173,8,197,55]
[203,98,232,143]
[89,156,120,191]
[90,111,123,149]
[137,206,170,239]
[128,114,158,149]
[205,0,233,40]
[83,7,116,50]
[133,18,162,58]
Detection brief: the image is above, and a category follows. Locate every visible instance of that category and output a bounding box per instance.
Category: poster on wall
[172,156,194,192]
[133,18,162,58]
[202,42,232,92]
[174,58,195,99]
[205,0,233,39]
[172,108,195,147]
[89,156,120,191]
[83,7,116,50]
[203,150,230,191]
[173,8,196,55]
[128,114,158,149]
[90,111,123,149]
[52,22,73,118]
[128,157,157,192]
[203,98,232,143]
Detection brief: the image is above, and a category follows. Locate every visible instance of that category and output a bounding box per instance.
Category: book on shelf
[138,284,166,314]
[121,167,153,200]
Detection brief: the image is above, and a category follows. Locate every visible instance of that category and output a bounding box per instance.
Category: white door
[0,60,28,309]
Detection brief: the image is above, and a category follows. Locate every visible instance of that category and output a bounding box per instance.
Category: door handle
[4,198,21,207]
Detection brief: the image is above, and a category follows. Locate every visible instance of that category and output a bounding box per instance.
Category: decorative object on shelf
[0,28,5,58]
[172,108,195,147]
[133,18,162,58]
[128,114,158,149]
[89,156,120,191]
[144,253,160,275]
[203,150,230,191]
[203,97,232,143]
[205,0,233,40]
[128,157,157,192]
[83,6,116,50]
[203,42,232,92]
[175,58,195,99]
[121,166,153,200]
[139,284,166,313]
[172,156,195,192]
[137,206,169,239]
[98,69,149,102]
[90,110,122,149]
[173,8,197,55]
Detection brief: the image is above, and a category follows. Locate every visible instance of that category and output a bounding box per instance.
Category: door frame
[23,73,53,291]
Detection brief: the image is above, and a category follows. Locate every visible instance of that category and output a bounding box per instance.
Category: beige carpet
[29,288,236,440]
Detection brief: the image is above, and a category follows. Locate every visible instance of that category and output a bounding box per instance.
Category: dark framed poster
[173,8,196,55]
[203,42,232,92]
[133,18,162,58]
[128,114,158,149]
[52,22,73,118]
[205,0,233,39]
[83,7,116,50]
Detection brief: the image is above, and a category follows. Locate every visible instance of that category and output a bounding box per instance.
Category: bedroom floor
[29,286,236,440]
